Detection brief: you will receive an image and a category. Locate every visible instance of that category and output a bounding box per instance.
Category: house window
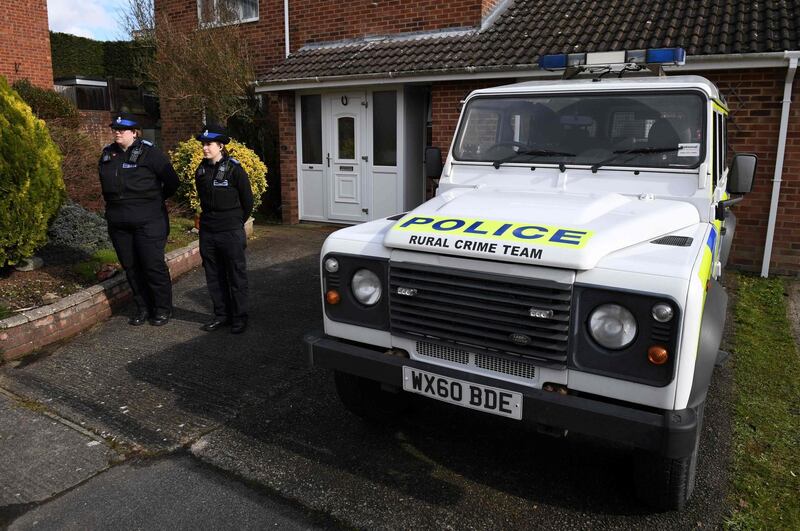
[372,91,397,166]
[198,0,258,25]
[301,95,322,164]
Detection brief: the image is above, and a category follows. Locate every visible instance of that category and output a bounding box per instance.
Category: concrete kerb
[0,240,202,362]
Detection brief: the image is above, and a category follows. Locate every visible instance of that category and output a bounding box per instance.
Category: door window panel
[373,91,397,166]
[338,117,355,160]
[301,95,322,164]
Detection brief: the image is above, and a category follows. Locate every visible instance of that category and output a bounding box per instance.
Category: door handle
[326,153,331,167]
[361,155,369,162]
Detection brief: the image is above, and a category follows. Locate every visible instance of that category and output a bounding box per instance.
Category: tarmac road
[0,223,734,529]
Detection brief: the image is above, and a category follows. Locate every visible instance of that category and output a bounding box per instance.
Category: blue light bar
[646,47,686,65]
[539,47,686,70]
[540,54,567,70]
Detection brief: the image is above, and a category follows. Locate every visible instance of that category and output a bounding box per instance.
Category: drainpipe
[284,0,290,58]
[761,51,800,277]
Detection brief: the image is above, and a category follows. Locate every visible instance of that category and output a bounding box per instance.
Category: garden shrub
[0,76,66,266]
[170,138,268,214]
[48,125,105,212]
[40,202,112,265]
[11,79,80,128]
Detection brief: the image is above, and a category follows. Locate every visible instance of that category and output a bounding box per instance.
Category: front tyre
[633,402,705,511]
[334,371,409,422]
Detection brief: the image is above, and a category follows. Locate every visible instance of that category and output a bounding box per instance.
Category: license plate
[402,366,523,420]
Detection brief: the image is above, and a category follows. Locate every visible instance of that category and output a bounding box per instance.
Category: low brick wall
[0,241,201,362]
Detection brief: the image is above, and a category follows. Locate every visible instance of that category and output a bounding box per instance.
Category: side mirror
[425,147,443,178]
[728,153,757,194]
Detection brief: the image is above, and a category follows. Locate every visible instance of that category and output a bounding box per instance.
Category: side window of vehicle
[722,115,729,175]
[712,112,721,186]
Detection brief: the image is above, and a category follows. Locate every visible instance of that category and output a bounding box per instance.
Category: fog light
[324,257,339,273]
[326,290,341,305]
[651,303,674,323]
[648,345,669,365]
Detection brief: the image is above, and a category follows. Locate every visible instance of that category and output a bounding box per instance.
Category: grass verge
[726,273,800,529]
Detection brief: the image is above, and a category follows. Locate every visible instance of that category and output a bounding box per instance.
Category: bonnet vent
[651,236,693,247]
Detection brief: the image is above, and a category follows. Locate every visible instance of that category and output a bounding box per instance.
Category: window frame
[197,0,259,27]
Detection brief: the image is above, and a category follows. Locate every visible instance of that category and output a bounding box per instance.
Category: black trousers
[199,228,248,324]
[107,216,172,315]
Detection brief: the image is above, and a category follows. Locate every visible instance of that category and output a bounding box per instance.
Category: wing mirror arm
[716,195,744,221]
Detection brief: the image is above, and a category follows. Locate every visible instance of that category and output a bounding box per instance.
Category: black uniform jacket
[99,139,179,224]
[195,156,254,233]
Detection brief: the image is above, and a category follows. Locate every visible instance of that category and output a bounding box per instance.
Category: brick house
[156,0,800,275]
[0,0,53,89]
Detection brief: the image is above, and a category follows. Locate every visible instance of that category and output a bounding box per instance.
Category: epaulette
[140,139,154,147]
[229,157,241,165]
[103,143,115,151]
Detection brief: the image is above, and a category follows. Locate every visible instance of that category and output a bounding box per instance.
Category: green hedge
[0,76,66,266]
[50,32,153,80]
[51,33,105,78]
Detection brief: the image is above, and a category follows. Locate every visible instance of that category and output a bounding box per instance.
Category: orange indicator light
[326,290,341,305]
[648,345,669,365]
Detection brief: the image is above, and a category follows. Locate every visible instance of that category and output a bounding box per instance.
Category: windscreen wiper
[492,149,576,169]
[590,147,680,173]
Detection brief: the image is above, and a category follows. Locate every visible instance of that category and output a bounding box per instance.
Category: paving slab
[0,225,337,454]
[8,456,332,531]
[0,393,114,507]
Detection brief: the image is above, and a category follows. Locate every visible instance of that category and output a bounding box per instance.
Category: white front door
[328,93,368,222]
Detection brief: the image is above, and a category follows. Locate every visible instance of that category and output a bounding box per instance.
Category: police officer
[195,125,253,334]
[99,113,178,326]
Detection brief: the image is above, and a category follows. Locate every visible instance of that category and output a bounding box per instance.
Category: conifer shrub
[170,138,268,214]
[40,202,112,265]
[0,76,66,266]
[11,79,80,128]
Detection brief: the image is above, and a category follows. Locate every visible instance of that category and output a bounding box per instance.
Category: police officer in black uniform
[99,113,179,326]
[195,125,254,334]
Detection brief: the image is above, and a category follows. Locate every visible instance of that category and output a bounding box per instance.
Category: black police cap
[196,124,230,145]
[109,113,140,130]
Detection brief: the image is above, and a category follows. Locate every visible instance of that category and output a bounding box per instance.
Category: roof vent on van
[651,236,693,247]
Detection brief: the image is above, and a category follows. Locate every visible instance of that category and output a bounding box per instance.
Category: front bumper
[305,332,700,459]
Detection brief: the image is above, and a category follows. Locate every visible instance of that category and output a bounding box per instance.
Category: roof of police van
[469,75,722,99]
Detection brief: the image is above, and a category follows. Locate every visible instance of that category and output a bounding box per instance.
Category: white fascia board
[254,52,797,93]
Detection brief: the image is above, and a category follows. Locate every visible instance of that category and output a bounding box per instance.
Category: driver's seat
[647,119,680,149]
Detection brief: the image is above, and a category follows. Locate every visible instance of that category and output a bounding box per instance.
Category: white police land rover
[304,48,757,511]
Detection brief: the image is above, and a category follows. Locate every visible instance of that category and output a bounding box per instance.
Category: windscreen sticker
[677,143,701,157]
[391,215,593,260]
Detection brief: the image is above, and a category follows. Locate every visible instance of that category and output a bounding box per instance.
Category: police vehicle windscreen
[452,92,705,169]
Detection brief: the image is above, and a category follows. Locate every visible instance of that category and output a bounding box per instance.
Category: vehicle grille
[416,341,536,380]
[390,262,572,367]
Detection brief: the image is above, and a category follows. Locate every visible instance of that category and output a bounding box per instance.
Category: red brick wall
[431,79,506,162]
[277,92,299,223]
[0,0,53,89]
[705,68,800,275]
[79,111,113,149]
[289,1,483,51]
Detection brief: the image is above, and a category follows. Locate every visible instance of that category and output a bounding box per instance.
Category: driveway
[0,223,734,529]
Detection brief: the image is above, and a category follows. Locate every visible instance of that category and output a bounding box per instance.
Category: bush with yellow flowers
[0,76,65,266]
[170,138,268,214]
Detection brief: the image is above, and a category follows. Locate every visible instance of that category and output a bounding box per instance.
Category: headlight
[588,303,637,350]
[351,269,382,306]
